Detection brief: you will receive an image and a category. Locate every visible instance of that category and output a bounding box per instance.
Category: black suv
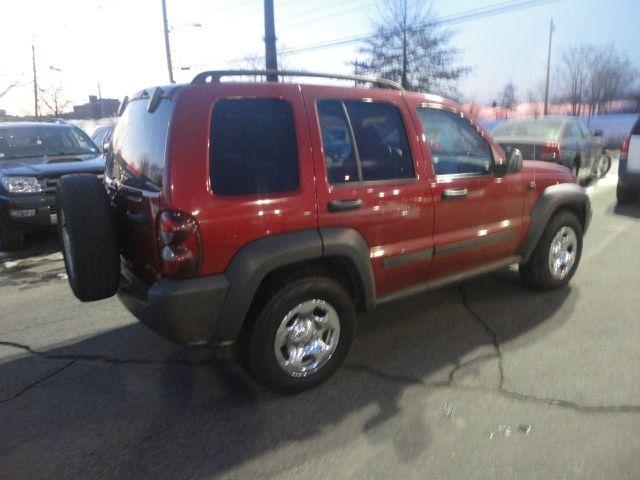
[0,121,104,250]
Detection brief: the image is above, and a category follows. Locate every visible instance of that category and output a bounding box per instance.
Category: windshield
[0,125,99,160]
[492,120,563,140]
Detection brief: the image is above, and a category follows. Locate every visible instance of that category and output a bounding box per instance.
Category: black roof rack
[191,70,404,91]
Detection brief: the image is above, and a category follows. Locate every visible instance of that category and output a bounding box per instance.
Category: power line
[279,0,379,31]
[277,0,562,56]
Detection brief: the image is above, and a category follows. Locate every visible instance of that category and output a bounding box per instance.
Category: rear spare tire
[56,174,120,301]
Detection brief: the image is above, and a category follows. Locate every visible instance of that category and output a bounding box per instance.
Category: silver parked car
[492,117,610,181]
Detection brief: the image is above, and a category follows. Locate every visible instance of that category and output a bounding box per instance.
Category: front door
[301,86,434,298]
[408,103,527,280]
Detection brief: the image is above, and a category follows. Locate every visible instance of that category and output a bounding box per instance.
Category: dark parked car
[617,116,640,203]
[492,117,610,181]
[0,121,104,250]
[91,125,115,152]
[56,71,590,392]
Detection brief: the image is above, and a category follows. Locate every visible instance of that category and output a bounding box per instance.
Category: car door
[578,121,600,168]
[564,121,588,174]
[301,85,434,298]
[407,102,528,280]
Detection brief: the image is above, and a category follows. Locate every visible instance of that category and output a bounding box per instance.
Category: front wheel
[520,210,583,290]
[244,277,355,393]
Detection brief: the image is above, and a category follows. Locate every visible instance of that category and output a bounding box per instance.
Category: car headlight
[1,176,43,194]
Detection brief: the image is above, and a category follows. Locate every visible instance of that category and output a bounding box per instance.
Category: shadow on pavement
[0,229,60,261]
[0,270,573,479]
[613,202,640,219]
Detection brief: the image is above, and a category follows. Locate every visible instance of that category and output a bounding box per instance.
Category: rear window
[210,99,299,196]
[492,120,563,140]
[108,97,171,191]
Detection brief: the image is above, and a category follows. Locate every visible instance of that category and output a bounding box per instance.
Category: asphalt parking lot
[1,159,640,480]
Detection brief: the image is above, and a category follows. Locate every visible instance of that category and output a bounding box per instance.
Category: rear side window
[210,99,299,196]
[109,98,171,191]
[317,100,414,183]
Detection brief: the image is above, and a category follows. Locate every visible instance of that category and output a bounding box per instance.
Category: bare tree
[40,84,72,116]
[356,0,470,96]
[499,81,518,119]
[0,77,24,100]
[527,89,540,118]
[586,44,635,116]
[558,44,591,115]
[229,49,294,81]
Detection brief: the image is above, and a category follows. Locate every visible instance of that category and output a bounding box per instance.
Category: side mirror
[102,140,111,153]
[593,129,603,137]
[508,148,523,173]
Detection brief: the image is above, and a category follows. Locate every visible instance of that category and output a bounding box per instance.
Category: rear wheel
[0,217,24,251]
[594,154,611,179]
[520,210,583,290]
[244,276,355,393]
[56,174,120,301]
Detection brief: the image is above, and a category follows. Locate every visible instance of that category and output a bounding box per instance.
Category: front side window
[417,107,492,175]
[210,99,299,196]
[317,100,414,183]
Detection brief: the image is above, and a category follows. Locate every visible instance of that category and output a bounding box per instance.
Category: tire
[0,217,25,251]
[616,182,635,205]
[594,154,611,179]
[56,174,120,301]
[520,210,583,290]
[244,276,355,393]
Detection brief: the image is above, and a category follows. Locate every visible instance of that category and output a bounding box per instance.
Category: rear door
[107,93,172,284]
[407,102,527,280]
[302,86,434,298]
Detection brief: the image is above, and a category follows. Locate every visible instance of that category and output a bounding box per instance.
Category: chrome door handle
[442,188,468,200]
[327,199,363,212]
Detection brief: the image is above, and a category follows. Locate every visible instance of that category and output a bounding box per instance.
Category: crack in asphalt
[0,340,228,366]
[3,282,640,414]
[347,282,640,415]
[457,284,505,387]
[0,359,77,404]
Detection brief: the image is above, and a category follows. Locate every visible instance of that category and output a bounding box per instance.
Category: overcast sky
[1,0,638,115]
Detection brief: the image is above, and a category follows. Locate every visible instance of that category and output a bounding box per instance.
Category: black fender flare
[518,183,591,263]
[213,228,374,343]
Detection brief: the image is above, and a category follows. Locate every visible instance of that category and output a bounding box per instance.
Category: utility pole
[263,0,278,81]
[543,18,554,116]
[32,38,39,118]
[97,83,104,118]
[161,0,174,83]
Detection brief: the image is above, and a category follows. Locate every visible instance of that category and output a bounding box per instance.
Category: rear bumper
[118,270,229,346]
[0,193,57,228]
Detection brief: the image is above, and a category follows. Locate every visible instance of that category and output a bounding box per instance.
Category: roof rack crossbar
[191,70,404,91]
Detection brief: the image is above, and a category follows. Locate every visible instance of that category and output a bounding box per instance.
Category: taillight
[621,134,630,159]
[540,141,561,161]
[157,211,201,277]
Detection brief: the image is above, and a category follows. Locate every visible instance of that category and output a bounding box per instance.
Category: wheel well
[237,257,367,344]
[555,204,587,231]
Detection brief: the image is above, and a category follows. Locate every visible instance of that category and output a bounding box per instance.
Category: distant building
[71,96,120,120]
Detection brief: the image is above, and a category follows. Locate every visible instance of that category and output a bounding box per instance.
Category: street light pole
[543,18,554,116]
[161,0,174,83]
[263,0,278,81]
[32,38,39,118]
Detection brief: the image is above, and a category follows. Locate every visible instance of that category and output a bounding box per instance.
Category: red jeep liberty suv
[56,71,591,392]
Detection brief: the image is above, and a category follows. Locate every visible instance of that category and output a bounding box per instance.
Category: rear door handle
[126,210,149,226]
[442,188,468,200]
[327,199,363,212]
